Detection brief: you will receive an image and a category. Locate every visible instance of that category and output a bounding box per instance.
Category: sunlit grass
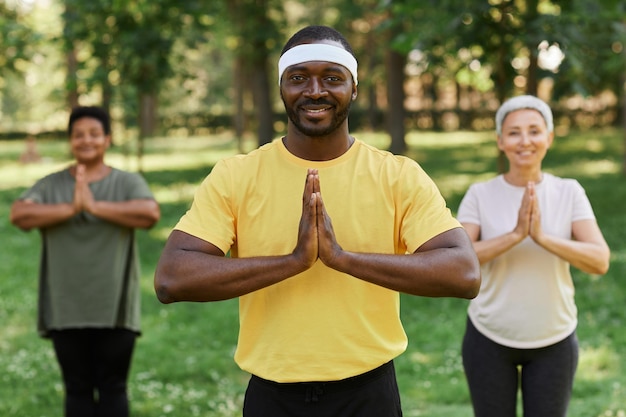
[1,127,625,417]
[578,345,621,381]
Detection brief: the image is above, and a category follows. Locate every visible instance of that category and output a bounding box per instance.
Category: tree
[61,0,216,169]
[0,1,42,128]
[450,0,556,171]
[376,0,467,152]
[226,0,281,147]
[0,1,38,76]
[4,0,623,150]
[383,13,408,154]
[442,0,624,171]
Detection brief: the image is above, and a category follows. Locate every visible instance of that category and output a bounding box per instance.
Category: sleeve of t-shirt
[20,182,43,203]
[457,183,480,225]
[174,160,236,253]
[121,171,156,200]
[570,179,596,222]
[400,161,461,253]
[19,174,57,203]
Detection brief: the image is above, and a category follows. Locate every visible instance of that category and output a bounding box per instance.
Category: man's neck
[283,127,354,161]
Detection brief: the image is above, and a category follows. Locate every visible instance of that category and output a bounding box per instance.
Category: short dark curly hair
[68,106,111,136]
[280,25,355,57]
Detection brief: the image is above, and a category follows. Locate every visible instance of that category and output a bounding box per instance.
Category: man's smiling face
[280,40,356,138]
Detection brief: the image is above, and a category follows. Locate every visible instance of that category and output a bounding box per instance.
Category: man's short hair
[280,25,354,57]
[68,106,111,136]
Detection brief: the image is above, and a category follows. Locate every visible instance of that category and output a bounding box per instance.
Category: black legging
[50,328,137,417]
[462,317,578,417]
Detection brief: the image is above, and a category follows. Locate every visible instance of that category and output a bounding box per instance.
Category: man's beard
[284,98,351,137]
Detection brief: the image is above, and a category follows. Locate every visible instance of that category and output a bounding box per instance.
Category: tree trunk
[525,0,540,97]
[233,55,246,153]
[622,45,626,176]
[137,92,157,173]
[252,55,274,147]
[496,44,508,174]
[386,48,407,154]
[366,29,380,131]
[227,0,275,148]
[101,63,113,115]
[66,48,79,109]
[430,73,441,131]
[367,83,379,131]
[526,49,539,96]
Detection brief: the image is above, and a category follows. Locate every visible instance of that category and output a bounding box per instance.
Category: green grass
[1,128,625,417]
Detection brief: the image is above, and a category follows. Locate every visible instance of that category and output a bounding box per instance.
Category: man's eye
[325,75,345,82]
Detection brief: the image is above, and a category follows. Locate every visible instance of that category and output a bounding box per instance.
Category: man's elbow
[155,286,173,304]
[154,270,177,304]
[461,270,481,299]
[458,254,481,299]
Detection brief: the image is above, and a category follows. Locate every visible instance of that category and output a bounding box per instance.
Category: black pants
[50,328,137,417]
[243,361,403,417]
[462,317,578,417]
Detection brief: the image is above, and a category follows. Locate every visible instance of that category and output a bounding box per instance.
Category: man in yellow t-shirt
[154,25,481,417]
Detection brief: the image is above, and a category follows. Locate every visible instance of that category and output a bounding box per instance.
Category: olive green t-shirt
[19,168,155,337]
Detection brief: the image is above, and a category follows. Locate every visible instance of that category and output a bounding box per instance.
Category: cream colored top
[457,174,595,348]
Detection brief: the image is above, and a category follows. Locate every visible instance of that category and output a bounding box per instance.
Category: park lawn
[0,128,624,417]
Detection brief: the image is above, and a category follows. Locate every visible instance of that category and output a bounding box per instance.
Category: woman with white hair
[457,95,610,417]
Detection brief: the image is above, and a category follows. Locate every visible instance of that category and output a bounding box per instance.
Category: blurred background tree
[1,0,624,163]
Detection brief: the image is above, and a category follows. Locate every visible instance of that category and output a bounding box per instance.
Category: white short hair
[495,95,553,135]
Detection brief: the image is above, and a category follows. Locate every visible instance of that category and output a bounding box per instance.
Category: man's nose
[304,78,328,98]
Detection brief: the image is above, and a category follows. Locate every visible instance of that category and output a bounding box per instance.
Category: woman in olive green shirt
[10,106,160,417]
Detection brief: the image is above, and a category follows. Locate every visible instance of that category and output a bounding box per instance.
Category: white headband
[278,43,358,86]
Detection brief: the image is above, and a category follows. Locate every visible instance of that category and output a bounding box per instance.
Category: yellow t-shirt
[175,138,460,382]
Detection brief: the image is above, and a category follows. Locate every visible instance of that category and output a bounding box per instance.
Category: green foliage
[1,128,625,416]
[0,1,59,130]
[2,0,623,142]
[0,1,42,74]
[59,0,223,134]
[377,0,625,101]
[553,0,626,98]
